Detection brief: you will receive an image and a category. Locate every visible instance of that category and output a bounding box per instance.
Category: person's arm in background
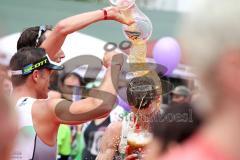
[40,7,134,60]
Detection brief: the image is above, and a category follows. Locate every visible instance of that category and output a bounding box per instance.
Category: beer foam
[127,132,152,146]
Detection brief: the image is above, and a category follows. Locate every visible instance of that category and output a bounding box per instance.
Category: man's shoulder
[31,98,61,118]
[103,121,122,142]
[107,121,122,134]
[32,99,49,111]
[32,98,64,111]
[101,121,122,150]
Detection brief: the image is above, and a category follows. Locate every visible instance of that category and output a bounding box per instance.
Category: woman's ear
[32,70,39,83]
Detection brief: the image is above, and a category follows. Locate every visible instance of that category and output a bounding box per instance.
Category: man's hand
[103,51,124,68]
[125,145,146,160]
[104,6,135,25]
[125,154,139,160]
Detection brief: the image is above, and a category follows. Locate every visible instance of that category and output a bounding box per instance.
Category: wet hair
[9,47,46,87]
[126,76,157,109]
[150,103,202,152]
[17,25,52,50]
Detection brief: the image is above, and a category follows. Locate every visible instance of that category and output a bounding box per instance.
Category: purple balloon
[153,37,181,75]
[117,96,130,112]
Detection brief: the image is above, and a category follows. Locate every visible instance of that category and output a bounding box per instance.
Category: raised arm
[40,7,134,60]
[48,53,124,125]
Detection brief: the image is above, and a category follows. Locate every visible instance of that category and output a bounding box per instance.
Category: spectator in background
[2,75,13,96]
[82,115,112,160]
[0,65,13,96]
[81,80,126,160]
[60,72,84,101]
[170,86,191,105]
[48,72,84,100]
[0,91,18,160]
[145,103,202,160]
[55,72,84,160]
[61,73,85,160]
[0,67,17,160]
[162,0,240,159]
[57,125,72,160]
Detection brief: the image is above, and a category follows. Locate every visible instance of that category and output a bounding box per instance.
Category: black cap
[10,47,63,76]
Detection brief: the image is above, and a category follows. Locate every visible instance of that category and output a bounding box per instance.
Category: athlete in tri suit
[10,47,124,160]
[97,76,161,160]
[10,6,133,160]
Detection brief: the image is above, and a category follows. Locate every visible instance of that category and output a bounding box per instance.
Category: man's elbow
[55,21,70,36]
[93,99,115,114]
[100,103,113,114]
[103,98,117,112]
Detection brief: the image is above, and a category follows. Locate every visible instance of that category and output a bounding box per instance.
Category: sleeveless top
[114,111,160,160]
[11,97,57,160]
[80,106,126,160]
[82,117,111,160]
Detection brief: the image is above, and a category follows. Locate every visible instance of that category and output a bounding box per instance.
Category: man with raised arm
[17,6,133,62]
[10,47,123,160]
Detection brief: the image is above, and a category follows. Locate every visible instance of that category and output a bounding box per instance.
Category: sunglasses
[35,25,52,47]
[10,55,63,76]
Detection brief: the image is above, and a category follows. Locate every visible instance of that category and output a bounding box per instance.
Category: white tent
[0,32,196,79]
[0,32,107,64]
[0,32,110,78]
